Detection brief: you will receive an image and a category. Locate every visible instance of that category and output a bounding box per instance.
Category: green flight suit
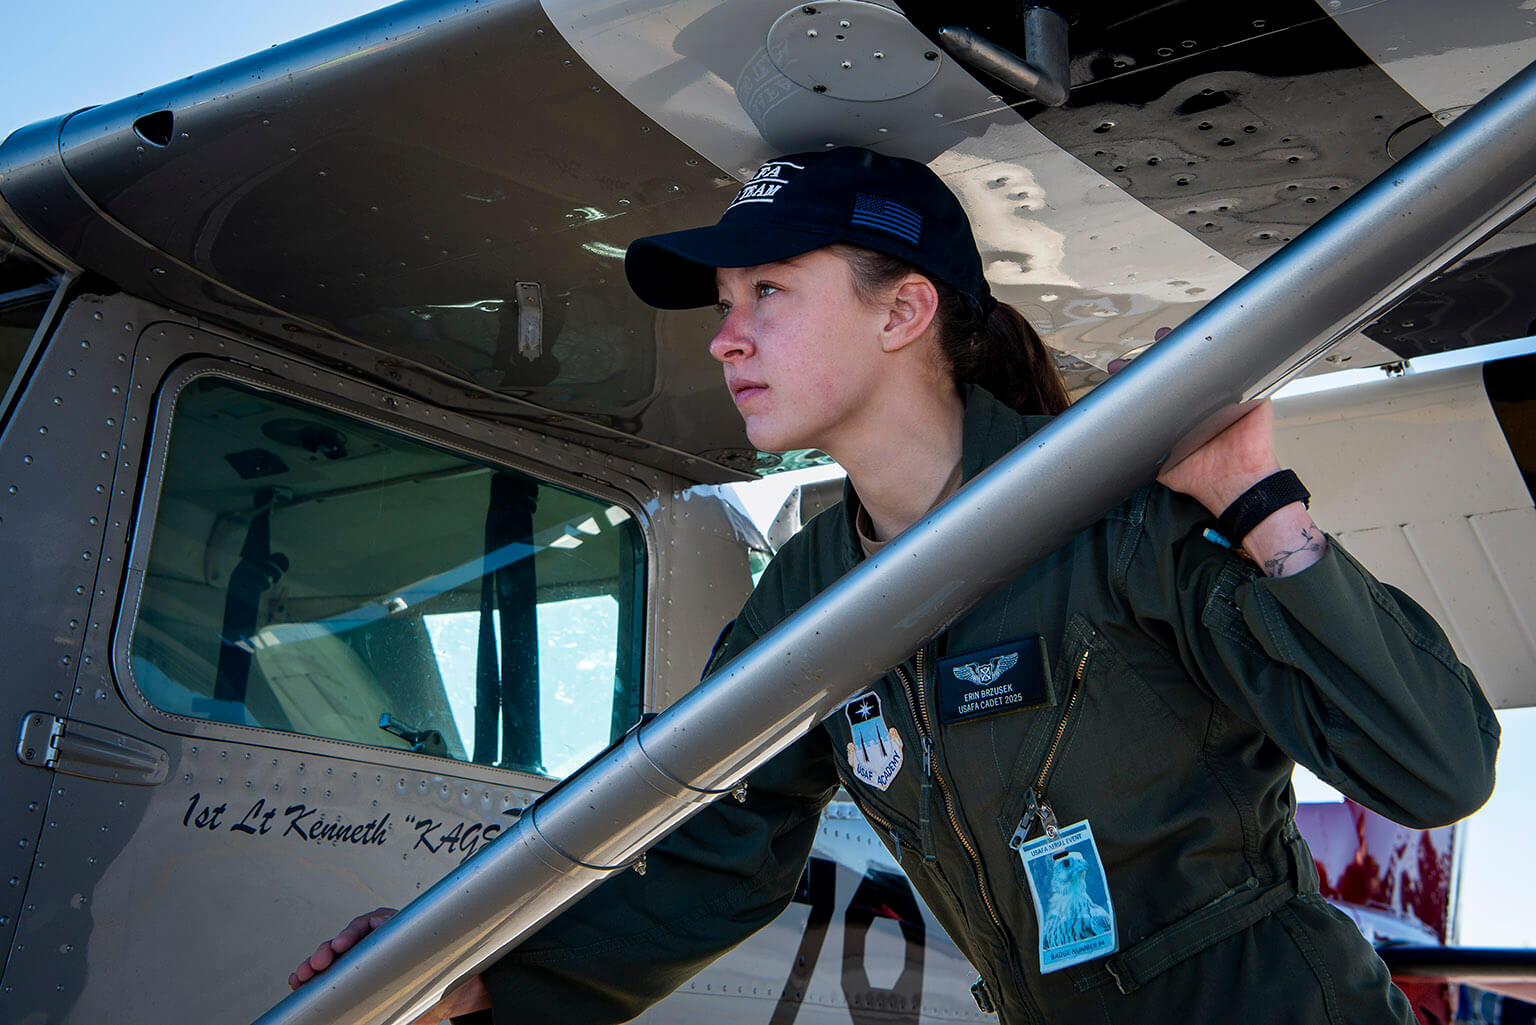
[473,386,1499,1025]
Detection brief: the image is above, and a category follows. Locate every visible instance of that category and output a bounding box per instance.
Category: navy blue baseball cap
[625,147,993,312]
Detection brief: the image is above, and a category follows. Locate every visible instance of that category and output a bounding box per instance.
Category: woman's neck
[835,385,966,543]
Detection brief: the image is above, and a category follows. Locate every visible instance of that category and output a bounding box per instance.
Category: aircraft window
[126,376,645,779]
[0,224,63,421]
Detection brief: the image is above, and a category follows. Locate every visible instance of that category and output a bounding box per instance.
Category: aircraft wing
[5,0,1536,479]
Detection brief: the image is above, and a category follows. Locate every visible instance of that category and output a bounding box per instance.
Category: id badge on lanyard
[1016,819,1118,974]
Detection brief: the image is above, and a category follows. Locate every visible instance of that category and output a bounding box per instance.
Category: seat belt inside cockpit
[214,487,289,704]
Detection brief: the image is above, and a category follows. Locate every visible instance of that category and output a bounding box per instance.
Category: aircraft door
[0,281,117,989]
[1,299,651,1025]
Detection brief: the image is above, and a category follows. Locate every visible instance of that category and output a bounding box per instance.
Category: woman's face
[710,248,892,455]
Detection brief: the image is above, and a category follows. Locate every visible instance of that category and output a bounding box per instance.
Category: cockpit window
[126,375,645,779]
[0,224,64,424]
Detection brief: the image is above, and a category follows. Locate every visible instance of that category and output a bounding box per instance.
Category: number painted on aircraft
[773,856,926,1025]
[843,867,925,1024]
[771,856,835,1025]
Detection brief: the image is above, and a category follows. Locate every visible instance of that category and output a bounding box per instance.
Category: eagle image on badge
[844,692,904,791]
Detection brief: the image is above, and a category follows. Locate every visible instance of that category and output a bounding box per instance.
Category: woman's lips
[731,381,767,404]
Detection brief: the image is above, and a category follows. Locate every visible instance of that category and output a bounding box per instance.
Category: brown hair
[832,245,1069,416]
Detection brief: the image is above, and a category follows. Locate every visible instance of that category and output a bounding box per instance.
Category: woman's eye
[755,283,779,300]
[714,301,731,319]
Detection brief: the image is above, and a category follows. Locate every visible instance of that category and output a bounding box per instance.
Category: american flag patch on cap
[850,193,922,245]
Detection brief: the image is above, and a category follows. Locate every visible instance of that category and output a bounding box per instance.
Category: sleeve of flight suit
[1119,483,1500,830]
[465,597,842,1025]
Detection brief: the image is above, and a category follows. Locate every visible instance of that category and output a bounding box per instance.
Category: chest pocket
[996,615,1201,855]
[995,615,1247,958]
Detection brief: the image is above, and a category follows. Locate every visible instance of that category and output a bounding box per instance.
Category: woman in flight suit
[292,147,1499,1025]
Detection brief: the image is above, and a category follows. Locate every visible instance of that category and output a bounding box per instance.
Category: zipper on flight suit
[850,798,911,862]
[1010,645,1091,848]
[893,647,1006,934]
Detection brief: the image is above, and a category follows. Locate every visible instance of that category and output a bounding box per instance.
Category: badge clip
[1011,789,1061,847]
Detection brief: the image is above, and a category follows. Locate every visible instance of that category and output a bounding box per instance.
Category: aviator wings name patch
[936,635,1053,724]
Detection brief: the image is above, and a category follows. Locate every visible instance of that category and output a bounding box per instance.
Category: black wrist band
[1216,469,1310,544]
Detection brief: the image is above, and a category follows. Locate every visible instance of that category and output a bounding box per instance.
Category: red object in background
[1297,798,1459,1024]
[1298,798,1456,941]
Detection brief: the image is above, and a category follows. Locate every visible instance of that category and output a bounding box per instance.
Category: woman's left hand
[1156,399,1281,517]
[1157,399,1326,577]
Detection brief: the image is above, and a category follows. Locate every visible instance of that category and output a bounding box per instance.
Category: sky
[3,0,384,136]
[8,0,1532,956]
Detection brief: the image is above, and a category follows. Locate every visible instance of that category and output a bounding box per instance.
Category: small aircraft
[0,1,1532,1023]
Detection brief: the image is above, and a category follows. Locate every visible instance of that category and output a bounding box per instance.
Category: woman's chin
[744,425,813,455]
[741,407,832,455]
[746,436,794,456]
[742,421,789,454]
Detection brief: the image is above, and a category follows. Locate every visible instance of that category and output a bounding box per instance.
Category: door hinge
[515,281,543,359]
[16,712,64,769]
[15,712,169,785]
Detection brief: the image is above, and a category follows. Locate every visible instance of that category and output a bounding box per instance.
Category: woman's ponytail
[835,244,1069,417]
[947,301,1069,416]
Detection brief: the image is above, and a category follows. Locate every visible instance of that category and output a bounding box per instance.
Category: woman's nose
[708,311,753,363]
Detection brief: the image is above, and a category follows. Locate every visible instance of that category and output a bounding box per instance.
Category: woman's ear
[880,274,940,353]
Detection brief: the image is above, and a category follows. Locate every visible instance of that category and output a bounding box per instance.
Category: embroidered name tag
[937,635,1052,724]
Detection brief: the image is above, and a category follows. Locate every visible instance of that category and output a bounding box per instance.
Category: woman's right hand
[289,908,491,1023]
[289,907,398,990]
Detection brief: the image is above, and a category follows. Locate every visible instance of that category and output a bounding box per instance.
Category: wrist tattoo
[1261,522,1324,577]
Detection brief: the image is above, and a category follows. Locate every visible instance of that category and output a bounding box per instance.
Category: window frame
[112,358,653,784]
[0,254,71,431]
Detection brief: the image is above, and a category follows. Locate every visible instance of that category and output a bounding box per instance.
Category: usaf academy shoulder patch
[844,691,905,791]
[936,635,1053,724]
